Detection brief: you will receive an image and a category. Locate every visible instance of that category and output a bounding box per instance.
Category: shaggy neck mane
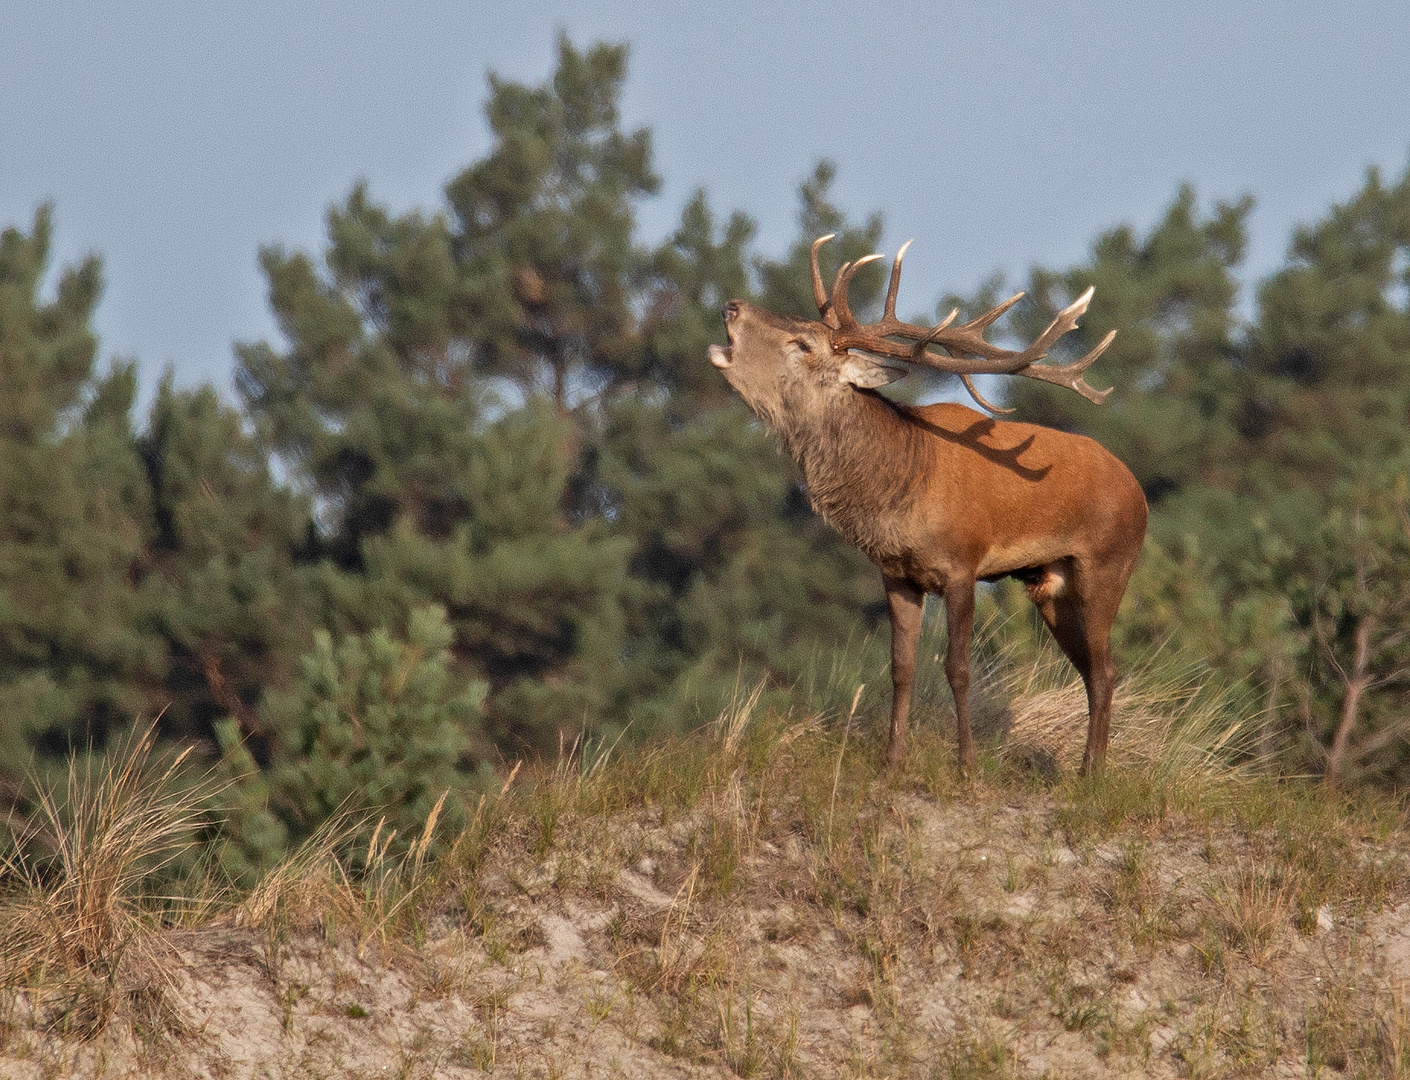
[775,388,929,556]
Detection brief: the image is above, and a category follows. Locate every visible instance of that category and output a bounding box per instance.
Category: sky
[3,0,1409,406]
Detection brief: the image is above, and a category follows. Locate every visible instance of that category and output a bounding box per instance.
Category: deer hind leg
[1030,559,1124,774]
[883,575,925,770]
[1077,552,1142,773]
[942,576,978,775]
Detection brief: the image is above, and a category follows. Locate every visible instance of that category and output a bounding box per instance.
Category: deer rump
[710,236,1148,775]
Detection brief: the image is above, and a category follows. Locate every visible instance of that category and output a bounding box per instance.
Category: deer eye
[789,338,812,354]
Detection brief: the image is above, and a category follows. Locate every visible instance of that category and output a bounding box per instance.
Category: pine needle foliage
[214,606,485,880]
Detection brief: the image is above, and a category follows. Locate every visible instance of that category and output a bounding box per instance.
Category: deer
[708,236,1147,774]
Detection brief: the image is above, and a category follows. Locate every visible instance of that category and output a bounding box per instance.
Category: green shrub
[216,605,485,880]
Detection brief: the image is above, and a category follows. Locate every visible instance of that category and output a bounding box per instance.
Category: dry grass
[235,789,459,969]
[3,649,1410,1077]
[0,724,213,1040]
[1003,643,1261,780]
[1208,860,1295,962]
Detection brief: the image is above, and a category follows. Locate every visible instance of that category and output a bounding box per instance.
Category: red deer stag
[709,236,1147,773]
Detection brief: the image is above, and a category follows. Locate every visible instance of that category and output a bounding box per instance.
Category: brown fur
[712,300,1148,773]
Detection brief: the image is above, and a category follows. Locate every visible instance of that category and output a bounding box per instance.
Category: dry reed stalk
[0,724,216,1042]
[717,678,768,757]
[356,790,451,953]
[656,862,700,994]
[826,685,865,855]
[237,789,456,957]
[236,812,363,932]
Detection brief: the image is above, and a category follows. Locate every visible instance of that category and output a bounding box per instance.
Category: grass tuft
[1004,642,1264,781]
[0,724,212,1039]
[1208,861,1293,962]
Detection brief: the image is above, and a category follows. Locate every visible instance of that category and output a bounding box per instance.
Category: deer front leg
[883,575,924,770]
[943,577,978,775]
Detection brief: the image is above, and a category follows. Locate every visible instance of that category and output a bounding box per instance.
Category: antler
[810,236,1115,413]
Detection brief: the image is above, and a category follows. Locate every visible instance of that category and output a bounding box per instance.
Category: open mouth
[708,344,733,369]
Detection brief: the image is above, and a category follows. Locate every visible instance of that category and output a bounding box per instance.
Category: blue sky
[3,0,1408,404]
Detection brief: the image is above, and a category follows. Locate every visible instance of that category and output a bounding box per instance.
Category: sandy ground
[5,785,1409,1079]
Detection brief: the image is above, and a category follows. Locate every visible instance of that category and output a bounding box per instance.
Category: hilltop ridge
[3,666,1409,1078]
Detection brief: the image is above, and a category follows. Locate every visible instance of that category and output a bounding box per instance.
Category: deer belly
[975,537,1074,580]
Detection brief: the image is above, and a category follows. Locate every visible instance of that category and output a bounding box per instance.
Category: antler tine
[829,261,851,326]
[907,309,960,358]
[883,239,914,320]
[905,283,1111,383]
[1013,329,1117,404]
[960,292,1025,334]
[958,373,1016,415]
[951,329,1114,410]
[830,254,885,331]
[810,234,837,323]
[1017,286,1093,361]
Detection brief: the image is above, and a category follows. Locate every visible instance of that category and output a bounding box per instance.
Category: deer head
[708,299,907,433]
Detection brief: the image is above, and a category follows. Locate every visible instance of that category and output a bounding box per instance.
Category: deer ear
[840,354,909,389]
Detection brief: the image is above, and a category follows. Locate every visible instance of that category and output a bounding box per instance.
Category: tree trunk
[201,650,265,740]
[1259,658,1284,763]
[1325,616,1374,789]
[552,360,567,413]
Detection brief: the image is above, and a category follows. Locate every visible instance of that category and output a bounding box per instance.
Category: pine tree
[1239,163,1410,529]
[0,207,160,779]
[234,38,901,750]
[136,377,316,752]
[1234,163,1410,778]
[1282,470,1410,787]
[444,34,659,408]
[236,86,635,754]
[216,605,486,878]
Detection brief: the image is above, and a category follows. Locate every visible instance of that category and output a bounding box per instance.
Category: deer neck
[778,390,925,557]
